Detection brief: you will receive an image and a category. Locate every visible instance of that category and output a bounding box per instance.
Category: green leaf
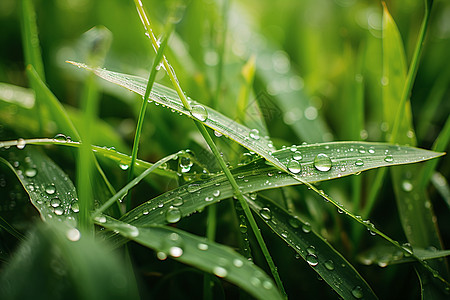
[249,196,377,300]
[0,147,78,225]
[96,216,283,300]
[120,141,443,226]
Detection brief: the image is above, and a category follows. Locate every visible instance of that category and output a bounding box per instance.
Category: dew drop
[179,156,193,173]
[95,216,107,223]
[368,147,375,154]
[205,196,213,202]
[191,105,208,121]
[293,151,302,161]
[53,133,68,142]
[50,197,61,208]
[402,180,413,192]
[302,222,312,233]
[197,243,208,251]
[306,254,319,266]
[351,286,363,299]
[70,201,79,213]
[384,155,394,163]
[169,246,183,257]
[263,280,273,290]
[25,168,37,178]
[214,130,223,137]
[17,138,26,149]
[166,206,181,223]
[324,260,335,270]
[157,252,168,260]
[288,217,301,229]
[119,164,129,171]
[66,228,81,241]
[249,129,260,140]
[233,259,243,268]
[213,190,221,197]
[173,196,184,207]
[355,159,364,167]
[259,207,272,220]
[306,246,316,255]
[54,207,64,216]
[187,183,201,193]
[45,184,56,195]
[287,160,302,174]
[314,153,332,172]
[213,266,228,278]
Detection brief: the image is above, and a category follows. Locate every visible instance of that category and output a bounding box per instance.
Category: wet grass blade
[96,216,283,300]
[0,147,79,225]
[249,195,377,300]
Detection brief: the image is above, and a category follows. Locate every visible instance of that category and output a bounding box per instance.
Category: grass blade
[96,216,283,300]
[249,195,377,300]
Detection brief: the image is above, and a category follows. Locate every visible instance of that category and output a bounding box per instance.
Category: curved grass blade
[0,147,78,225]
[249,195,377,300]
[121,141,443,225]
[0,138,178,180]
[96,216,283,300]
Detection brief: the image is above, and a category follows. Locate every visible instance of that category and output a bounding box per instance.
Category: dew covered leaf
[249,196,377,300]
[121,141,443,225]
[96,216,283,300]
[0,147,79,225]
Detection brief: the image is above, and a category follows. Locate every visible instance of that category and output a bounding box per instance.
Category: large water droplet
[324,260,335,270]
[54,133,69,142]
[351,286,363,299]
[191,105,208,121]
[213,266,228,278]
[50,197,61,208]
[166,206,181,223]
[197,243,208,251]
[233,259,243,268]
[306,254,319,266]
[17,138,26,149]
[287,160,302,174]
[314,153,332,172]
[249,129,260,140]
[213,190,221,197]
[45,184,56,195]
[119,164,129,171]
[179,156,193,173]
[169,246,183,257]
[187,183,201,193]
[402,180,413,192]
[173,197,184,207]
[66,228,81,241]
[288,217,301,229]
[355,159,364,167]
[54,207,64,215]
[384,154,394,163]
[25,168,37,178]
[302,222,311,233]
[259,207,272,220]
[293,151,302,161]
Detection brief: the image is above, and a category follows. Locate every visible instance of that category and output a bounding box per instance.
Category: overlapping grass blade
[120,141,443,225]
[96,216,283,300]
[249,195,377,300]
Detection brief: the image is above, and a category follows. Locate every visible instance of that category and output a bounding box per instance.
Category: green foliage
[0,0,449,299]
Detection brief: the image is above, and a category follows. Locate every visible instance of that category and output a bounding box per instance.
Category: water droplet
[197,243,208,251]
[314,153,332,172]
[306,245,316,255]
[384,155,394,163]
[293,151,302,160]
[191,105,208,121]
[95,216,107,223]
[17,138,26,149]
[302,222,311,233]
[173,197,184,207]
[166,206,181,223]
[54,207,64,215]
[187,183,201,193]
[351,286,363,299]
[205,196,213,202]
[402,180,413,192]
[169,246,183,257]
[233,259,243,268]
[50,197,61,208]
[119,164,129,170]
[53,133,68,142]
[249,129,260,140]
[288,217,301,229]
[260,207,272,220]
[358,146,366,154]
[25,168,37,178]
[287,160,302,174]
[214,130,223,137]
[70,201,79,213]
[262,280,273,290]
[306,254,319,266]
[45,184,56,195]
[157,252,167,260]
[66,228,81,241]
[324,260,335,270]
[213,266,228,278]
[239,224,248,234]
[368,147,375,154]
[179,156,193,173]
[142,209,149,215]
[213,190,220,197]
[355,159,364,167]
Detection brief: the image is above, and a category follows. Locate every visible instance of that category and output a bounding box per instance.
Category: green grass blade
[249,196,377,300]
[26,66,80,140]
[96,216,284,300]
[0,147,79,225]
[0,138,177,180]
